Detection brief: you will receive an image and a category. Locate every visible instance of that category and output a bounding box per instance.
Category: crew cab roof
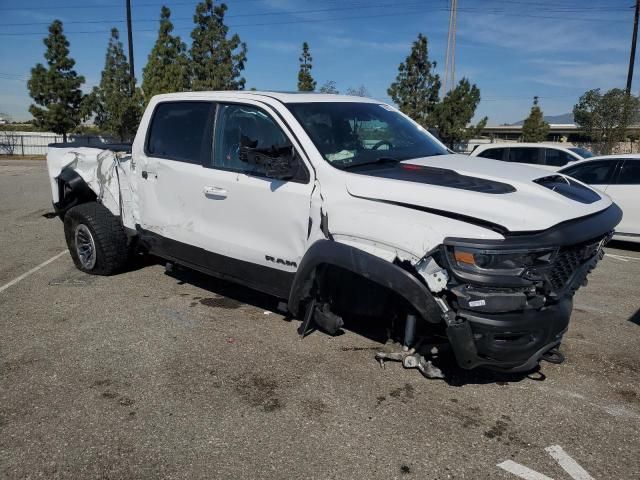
[149,91,382,104]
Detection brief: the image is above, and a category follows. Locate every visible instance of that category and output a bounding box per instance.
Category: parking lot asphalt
[1,159,639,480]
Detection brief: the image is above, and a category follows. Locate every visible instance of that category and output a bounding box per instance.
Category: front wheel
[64,202,130,275]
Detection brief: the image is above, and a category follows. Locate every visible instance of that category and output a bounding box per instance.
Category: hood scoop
[353,163,516,194]
[533,175,601,204]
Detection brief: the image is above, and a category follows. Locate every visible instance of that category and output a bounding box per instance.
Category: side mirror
[239,144,297,180]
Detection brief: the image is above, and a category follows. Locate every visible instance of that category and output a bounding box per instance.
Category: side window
[544,148,574,167]
[213,104,290,174]
[146,102,214,163]
[615,160,640,185]
[508,147,541,164]
[562,160,617,185]
[478,148,505,160]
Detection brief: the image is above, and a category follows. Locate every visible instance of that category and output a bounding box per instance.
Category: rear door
[136,100,216,250]
[607,159,640,236]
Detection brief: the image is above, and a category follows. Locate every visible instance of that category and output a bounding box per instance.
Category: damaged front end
[414,205,621,373]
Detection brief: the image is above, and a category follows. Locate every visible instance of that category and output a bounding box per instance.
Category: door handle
[203,186,228,198]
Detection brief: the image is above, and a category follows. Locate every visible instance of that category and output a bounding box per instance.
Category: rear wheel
[64,202,130,275]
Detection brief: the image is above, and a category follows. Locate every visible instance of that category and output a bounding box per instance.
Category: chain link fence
[0,131,117,156]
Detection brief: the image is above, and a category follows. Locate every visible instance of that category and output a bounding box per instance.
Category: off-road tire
[64,202,129,275]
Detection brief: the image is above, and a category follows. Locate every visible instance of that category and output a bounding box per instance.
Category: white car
[470,142,591,170]
[46,91,621,376]
[559,154,640,243]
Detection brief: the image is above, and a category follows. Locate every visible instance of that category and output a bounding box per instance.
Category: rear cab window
[146,101,215,164]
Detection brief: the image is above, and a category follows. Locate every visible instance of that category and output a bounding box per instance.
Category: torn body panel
[47,146,136,229]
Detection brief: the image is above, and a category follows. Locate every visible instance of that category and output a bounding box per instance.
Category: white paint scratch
[0,250,68,294]
[497,460,554,480]
[545,445,594,480]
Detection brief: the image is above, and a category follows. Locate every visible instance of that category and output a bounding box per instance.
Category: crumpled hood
[344,154,613,233]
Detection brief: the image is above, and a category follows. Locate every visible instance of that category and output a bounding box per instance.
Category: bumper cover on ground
[446,298,572,372]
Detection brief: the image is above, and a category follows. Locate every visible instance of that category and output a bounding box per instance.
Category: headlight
[447,246,556,276]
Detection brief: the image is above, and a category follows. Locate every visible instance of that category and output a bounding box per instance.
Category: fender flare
[288,240,442,323]
[54,168,96,216]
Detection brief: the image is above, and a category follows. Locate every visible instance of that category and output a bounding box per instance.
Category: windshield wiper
[341,156,400,170]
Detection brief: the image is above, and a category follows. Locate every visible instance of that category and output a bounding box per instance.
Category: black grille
[547,240,602,291]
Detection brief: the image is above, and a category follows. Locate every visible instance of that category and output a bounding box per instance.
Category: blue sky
[0,0,634,125]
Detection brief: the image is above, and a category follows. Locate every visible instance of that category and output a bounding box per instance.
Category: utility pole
[442,0,458,97]
[126,0,135,85]
[627,0,639,94]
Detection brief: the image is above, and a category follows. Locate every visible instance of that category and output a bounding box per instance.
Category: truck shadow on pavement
[159,259,542,387]
[608,240,640,252]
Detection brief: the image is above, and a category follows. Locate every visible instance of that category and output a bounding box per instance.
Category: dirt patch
[0,355,42,377]
[617,389,640,404]
[102,391,119,400]
[302,398,329,416]
[484,420,508,439]
[235,375,284,412]
[200,297,241,309]
[389,383,414,403]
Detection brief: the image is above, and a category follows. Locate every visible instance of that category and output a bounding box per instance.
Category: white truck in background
[46,91,621,377]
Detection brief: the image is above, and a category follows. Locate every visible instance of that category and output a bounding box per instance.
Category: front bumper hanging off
[445,299,572,372]
[442,235,607,372]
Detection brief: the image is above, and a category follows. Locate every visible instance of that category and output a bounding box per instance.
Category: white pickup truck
[47,91,621,377]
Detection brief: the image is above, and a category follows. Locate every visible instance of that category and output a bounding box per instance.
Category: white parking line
[499,445,595,480]
[606,253,640,262]
[497,460,554,480]
[545,445,595,480]
[0,250,68,294]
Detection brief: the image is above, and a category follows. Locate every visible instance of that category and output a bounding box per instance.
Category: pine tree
[297,42,316,92]
[521,96,550,143]
[431,78,487,149]
[387,33,440,128]
[92,28,143,141]
[142,6,190,101]
[190,0,247,91]
[28,20,86,142]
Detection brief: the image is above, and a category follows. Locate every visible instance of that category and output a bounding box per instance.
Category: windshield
[568,147,594,159]
[286,102,447,168]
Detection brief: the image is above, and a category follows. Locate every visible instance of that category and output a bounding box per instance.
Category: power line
[0,8,438,36]
[0,1,439,27]
[0,0,216,12]
[0,4,630,35]
[0,0,628,26]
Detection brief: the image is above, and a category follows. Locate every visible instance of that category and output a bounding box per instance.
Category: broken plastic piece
[375,348,444,380]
